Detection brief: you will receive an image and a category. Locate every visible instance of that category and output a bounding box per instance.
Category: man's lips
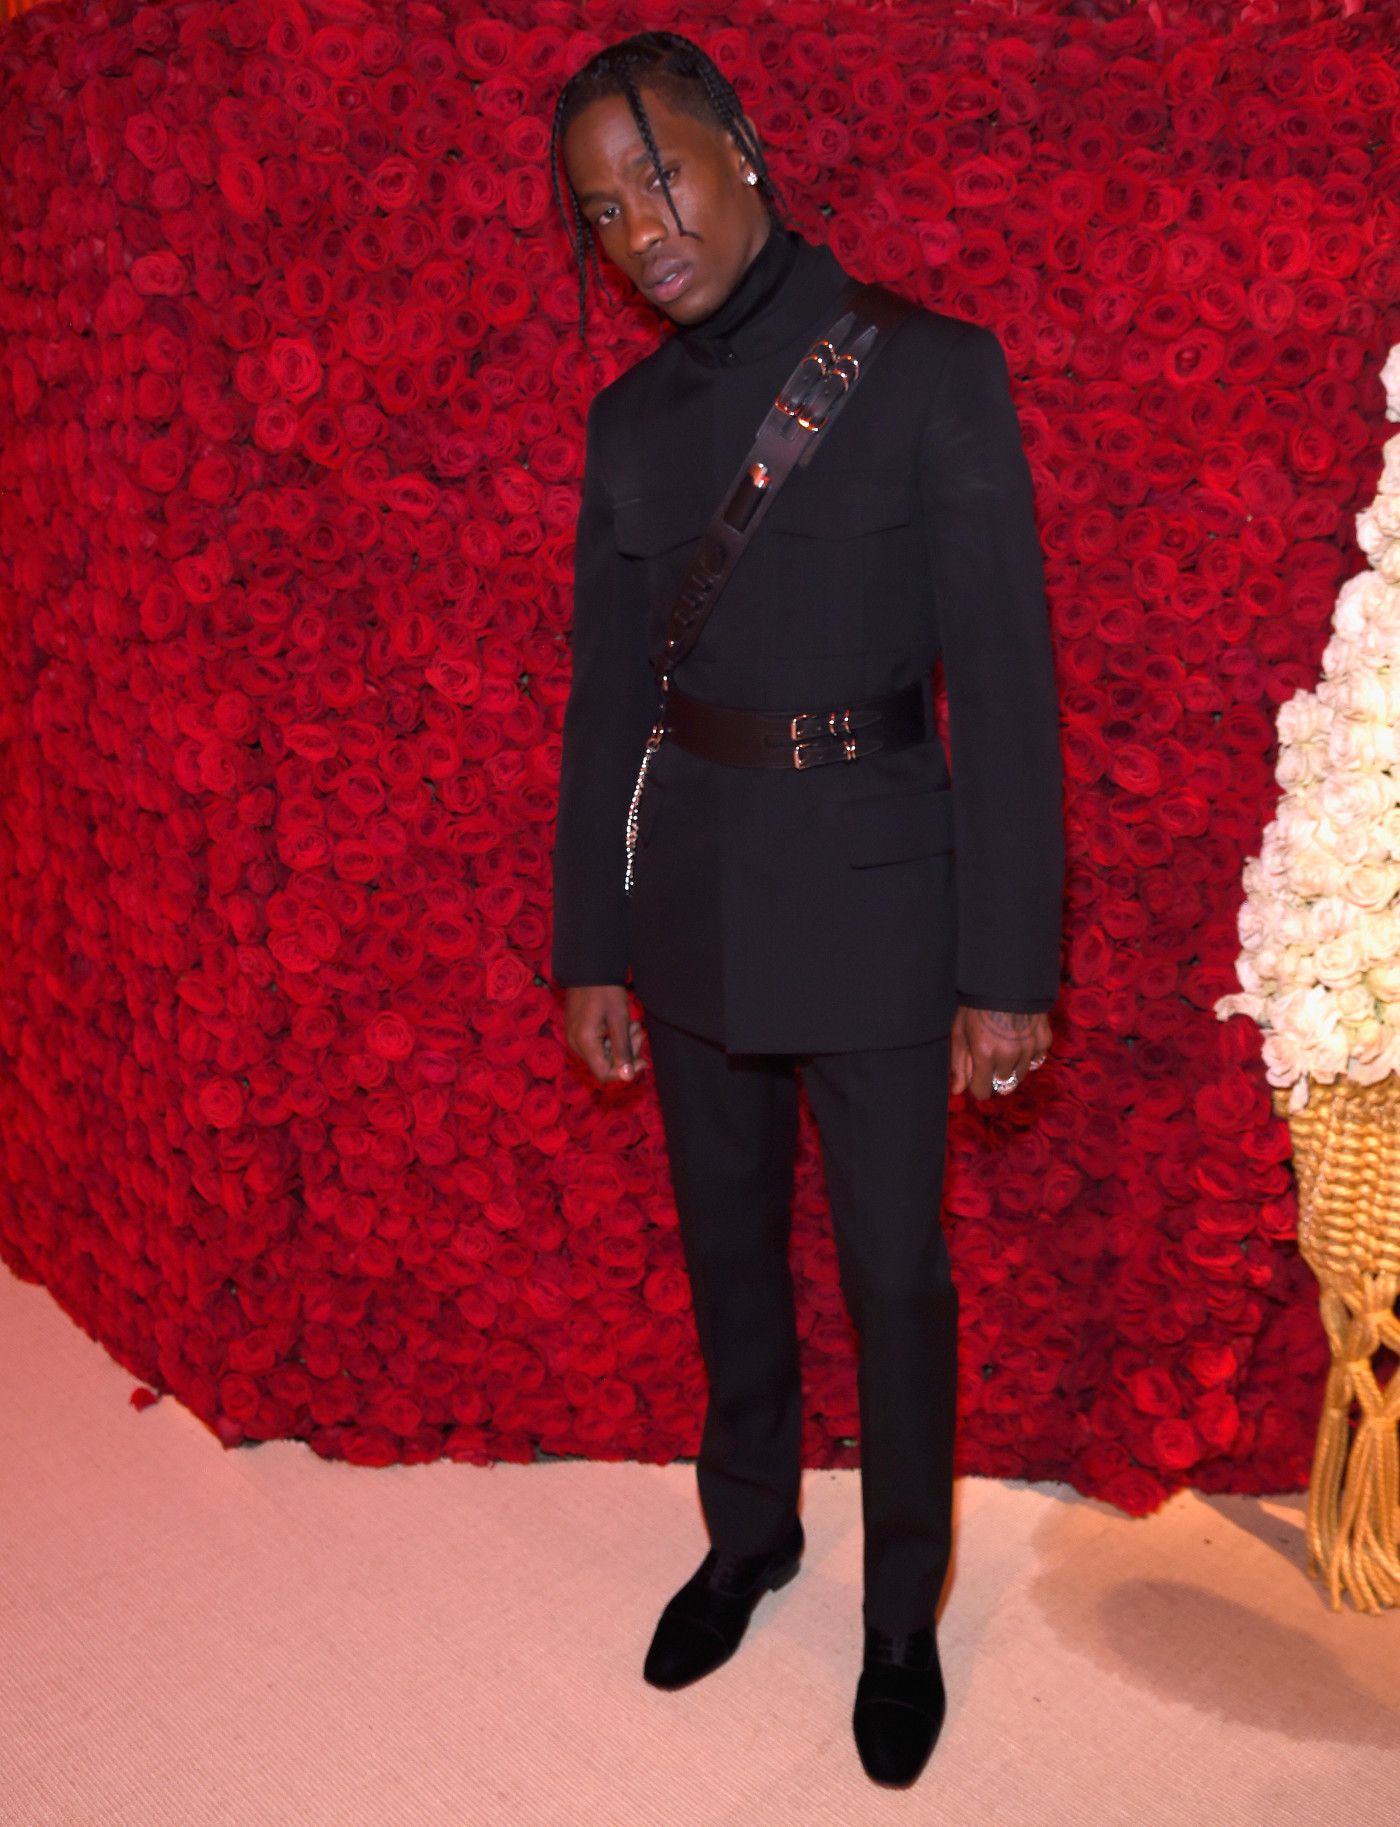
[641,259,692,303]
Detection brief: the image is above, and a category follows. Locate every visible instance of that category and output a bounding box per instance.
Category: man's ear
[728,113,761,181]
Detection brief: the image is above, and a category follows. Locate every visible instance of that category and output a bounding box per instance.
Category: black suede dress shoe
[643,1519,804,1690]
[852,1625,947,1786]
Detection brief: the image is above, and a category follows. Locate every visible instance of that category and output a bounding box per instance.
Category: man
[549,33,1062,1788]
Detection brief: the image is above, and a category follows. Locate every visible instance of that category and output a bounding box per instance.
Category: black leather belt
[667,680,930,770]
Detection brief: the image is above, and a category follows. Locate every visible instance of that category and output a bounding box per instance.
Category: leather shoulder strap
[655,283,915,681]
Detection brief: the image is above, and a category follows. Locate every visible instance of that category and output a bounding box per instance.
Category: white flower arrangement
[1218,344,1400,1111]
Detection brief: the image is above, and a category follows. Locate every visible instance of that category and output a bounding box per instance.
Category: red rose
[218,152,267,219]
[199,1077,246,1129]
[131,251,190,297]
[268,339,324,404]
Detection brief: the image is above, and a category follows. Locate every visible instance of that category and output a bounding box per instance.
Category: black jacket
[552,233,1063,1054]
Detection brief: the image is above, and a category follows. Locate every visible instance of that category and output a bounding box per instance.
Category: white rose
[1361,624,1400,667]
[1366,495,1400,537]
[1274,904,1309,946]
[1364,908,1400,960]
[1241,856,1281,898]
[1271,798,1319,846]
[1334,982,1379,1025]
[1351,1041,1400,1085]
[1280,946,1318,988]
[1288,846,1345,899]
[1366,961,1400,1000]
[1261,1029,1306,1087]
[1382,347,1400,420]
[1313,930,1368,988]
[1258,827,1291,876]
[1328,721,1400,771]
[1333,571,1394,638]
[1318,771,1393,829]
[1312,1028,1352,1080]
[1237,901,1269,948]
[1347,1017,1389,1062]
[1325,821,1378,867]
[1237,953,1271,995]
[1216,991,1264,1023]
[1277,693,1329,744]
[1375,807,1400,861]
[1322,633,1364,678]
[1306,896,1354,943]
[1345,861,1400,912]
[1275,745,1320,790]
[1324,673,1390,722]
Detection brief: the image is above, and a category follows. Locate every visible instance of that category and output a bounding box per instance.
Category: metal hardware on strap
[774,333,870,435]
[793,733,883,770]
[788,705,879,742]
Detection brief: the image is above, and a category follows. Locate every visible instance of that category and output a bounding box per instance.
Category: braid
[550,31,787,337]
[620,65,688,241]
[548,102,598,340]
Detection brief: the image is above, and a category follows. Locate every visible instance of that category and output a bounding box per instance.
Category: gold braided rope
[1276,1077,1400,1613]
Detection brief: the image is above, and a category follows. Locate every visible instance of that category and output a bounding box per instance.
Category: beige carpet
[2,1265,1398,1825]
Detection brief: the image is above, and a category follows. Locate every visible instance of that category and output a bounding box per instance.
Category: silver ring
[992,1074,1018,1096]
[1029,1054,1048,1071]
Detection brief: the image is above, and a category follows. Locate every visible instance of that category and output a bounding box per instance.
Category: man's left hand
[950,1007,1051,1101]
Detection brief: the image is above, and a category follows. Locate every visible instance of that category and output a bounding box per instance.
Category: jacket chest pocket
[615,490,708,556]
[614,490,707,631]
[614,475,914,659]
[757,473,914,657]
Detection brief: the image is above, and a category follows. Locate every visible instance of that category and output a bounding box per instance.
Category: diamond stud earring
[744,170,758,186]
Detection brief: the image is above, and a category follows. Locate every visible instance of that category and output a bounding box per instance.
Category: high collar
[677,232,851,369]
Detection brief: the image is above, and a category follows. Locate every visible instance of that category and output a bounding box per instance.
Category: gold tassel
[1279,1079,1400,1613]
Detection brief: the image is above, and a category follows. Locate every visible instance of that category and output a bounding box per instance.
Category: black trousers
[645,1012,957,1634]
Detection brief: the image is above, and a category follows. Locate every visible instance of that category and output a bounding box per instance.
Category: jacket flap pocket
[765,472,913,540]
[842,786,952,868]
[615,490,707,558]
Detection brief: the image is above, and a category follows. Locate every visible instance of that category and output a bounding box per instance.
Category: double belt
[666,680,930,771]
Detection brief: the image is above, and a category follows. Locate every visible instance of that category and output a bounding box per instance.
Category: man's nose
[625,199,668,259]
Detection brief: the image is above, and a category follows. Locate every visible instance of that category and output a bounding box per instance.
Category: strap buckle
[774,342,836,422]
[776,343,863,432]
[790,706,862,741]
[792,728,881,769]
[793,737,879,769]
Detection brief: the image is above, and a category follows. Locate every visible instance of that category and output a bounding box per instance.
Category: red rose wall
[1,0,1398,1514]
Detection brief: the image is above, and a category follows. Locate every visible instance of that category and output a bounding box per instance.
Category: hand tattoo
[975,1010,1039,1037]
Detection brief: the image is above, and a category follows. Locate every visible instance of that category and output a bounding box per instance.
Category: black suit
[552,233,1063,1630]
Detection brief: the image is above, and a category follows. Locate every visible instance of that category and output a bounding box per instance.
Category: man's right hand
[564,985,645,1086]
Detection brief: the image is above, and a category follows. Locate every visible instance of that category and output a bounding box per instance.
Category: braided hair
[550,32,785,336]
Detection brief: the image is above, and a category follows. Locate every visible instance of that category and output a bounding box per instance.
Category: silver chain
[624,689,669,896]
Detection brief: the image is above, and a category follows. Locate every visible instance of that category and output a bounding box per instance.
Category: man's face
[563,86,771,325]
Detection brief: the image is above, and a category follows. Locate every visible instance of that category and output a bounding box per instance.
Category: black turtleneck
[676,228,847,370]
[683,222,798,344]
